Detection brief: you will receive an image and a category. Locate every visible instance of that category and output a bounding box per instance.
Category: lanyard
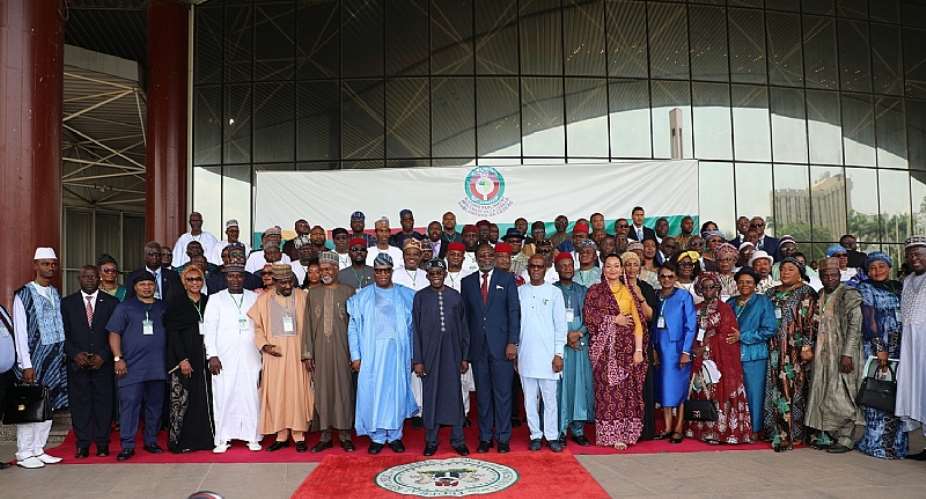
[231,293,245,313]
[191,298,204,323]
[404,269,418,287]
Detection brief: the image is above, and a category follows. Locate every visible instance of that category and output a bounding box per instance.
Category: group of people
[2,206,925,470]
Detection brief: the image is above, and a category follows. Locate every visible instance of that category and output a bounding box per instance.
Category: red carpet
[291,451,609,498]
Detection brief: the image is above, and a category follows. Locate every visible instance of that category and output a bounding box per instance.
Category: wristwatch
[113,356,122,362]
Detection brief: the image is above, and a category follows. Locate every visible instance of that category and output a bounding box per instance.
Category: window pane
[870,0,900,23]
[223,165,252,240]
[342,79,385,159]
[342,0,383,77]
[770,87,808,164]
[803,16,838,90]
[254,82,294,163]
[766,0,800,11]
[224,4,252,82]
[648,3,689,80]
[195,5,222,84]
[432,77,475,157]
[652,80,692,159]
[728,8,766,84]
[698,162,736,236]
[879,169,911,244]
[475,0,518,75]
[566,78,608,158]
[296,0,339,79]
[909,100,926,171]
[870,24,903,96]
[689,5,728,82]
[194,86,221,165]
[297,81,340,161]
[876,97,907,169]
[735,163,774,232]
[477,77,520,156]
[194,166,222,236]
[837,20,871,93]
[774,164,811,239]
[904,28,926,99]
[255,2,295,80]
[224,84,251,164]
[609,79,651,158]
[811,166,847,241]
[767,12,803,87]
[837,0,867,19]
[732,84,771,162]
[803,0,835,15]
[807,90,842,165]
[431,0,474,75]
[520,0,562,75]
[692,82,732,160]
[606,0,648,78]
[846,167,880,242]
[912,172,926,234]
[841,93,876,167]
[386,0,428,76]
[522,77,565,156]
[386,78,429,158]
[563,0,605,76]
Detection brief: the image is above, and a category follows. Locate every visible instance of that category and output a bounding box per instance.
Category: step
[0,411,71,444]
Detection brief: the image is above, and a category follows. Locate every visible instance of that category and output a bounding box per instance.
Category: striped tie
[85,296,94,327]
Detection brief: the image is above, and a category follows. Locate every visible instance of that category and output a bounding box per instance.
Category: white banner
[255,161,698,232]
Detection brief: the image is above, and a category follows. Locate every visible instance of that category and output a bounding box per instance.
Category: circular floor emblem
[375,457,518,496]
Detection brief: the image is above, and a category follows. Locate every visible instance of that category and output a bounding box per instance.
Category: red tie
[85,296,94,327]
[481,273,489,304]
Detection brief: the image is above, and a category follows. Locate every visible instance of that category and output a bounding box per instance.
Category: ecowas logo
[458,167,512,217]
[375,457,518,497]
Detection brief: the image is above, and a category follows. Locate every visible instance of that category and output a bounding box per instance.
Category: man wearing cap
[338,238,375,290]
[394,240,428,292]
[350,211,376,248]
[126,241,183,302]
[574,239,601,288]
[897,235,926,460]
[750,250,779,294]
[419,240,435,268]
[504,229,529,277]
[331,228,352,270]
[203,264,263,453]
[173,212,220,267]
[494,243,525,287]
[303,252,356,453]
[366,217,405,271]
[248,263,314,452]
[413,258,471,456]
[444,242,470,291]
[390,209,425,249]
[206,245,264,294]
[245,227,292,273]
[11,248,67,468]
[208,220,251,266]
[348,254,417,454]
[826,244,858,282]
[107,271,169,461]
[282,219,311,261]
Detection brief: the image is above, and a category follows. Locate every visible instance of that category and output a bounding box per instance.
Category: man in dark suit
[626,206,657,243]
[461,243,521,453]
[750,216,780,261]
[62,265,120,458]
[126,241,182,302]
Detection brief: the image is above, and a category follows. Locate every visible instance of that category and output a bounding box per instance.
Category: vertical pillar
[0,1,64,308]
[146,0,189,247]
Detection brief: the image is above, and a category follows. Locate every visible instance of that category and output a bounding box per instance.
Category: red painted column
[0,1,64,308]
[146,0,189,247]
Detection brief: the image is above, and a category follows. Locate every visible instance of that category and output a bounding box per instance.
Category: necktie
[85,295,94,327]
[481,273,489,304]
[637,227,643,240]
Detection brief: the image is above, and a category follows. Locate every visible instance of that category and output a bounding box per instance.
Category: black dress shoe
[312,440,333,453]
[144,444,163,454]
[497,441,510,453]
[410,416,424,428]
[0,462,10,470]
[477,441,492,453]
[295,441,308,453]
[423,443,438,456]
[511,418,522,427]
[388,440,406,453]
[572,435,591,446]
[75,447,89,459]
[96,446,110,457]
[267,441,290,452]
[453,444,470,456]
[340,440,355,452]
[528,439,542,451]
[116,449,135,461]
[368,442,385,454]
[548,440,564,453]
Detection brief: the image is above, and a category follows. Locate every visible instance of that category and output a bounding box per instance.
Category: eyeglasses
[527,264,546,269]
[101,268,117,273]
[185,277,203,282]
[750,223,765,228]
[658,274,676,279]
[678,262,695,267]
[373,268,392,274]
[349,246,367,252]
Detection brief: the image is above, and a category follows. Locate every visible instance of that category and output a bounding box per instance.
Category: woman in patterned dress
[686,272,752,444]
[583,254,650,450]
[765,257,818,452]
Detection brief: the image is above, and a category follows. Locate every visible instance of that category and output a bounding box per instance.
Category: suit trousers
[425,424,464,446]
[68,364,114,448]
[472,358,514,443]
[119,380,165,450]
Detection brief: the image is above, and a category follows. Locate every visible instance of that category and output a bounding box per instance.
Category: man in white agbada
[393,240,429,424]
[518,254,567,452]
[208,219,251,266]
[203,265,262,452]
[897,235,926,461]
[173,212,219,267]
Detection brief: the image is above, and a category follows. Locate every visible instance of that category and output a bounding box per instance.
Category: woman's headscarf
[779,256,809,282]
[620,250,641,266]
[677,250,700,263]
[865,251,892,269]
[716,243,739,260]
[694,271,719,296]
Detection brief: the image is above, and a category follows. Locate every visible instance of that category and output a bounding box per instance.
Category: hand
[505,343,518,361]
[633,350,644,365]
[262,344,282,357]
[413,363,425,377]
[614,314,633,327]
[459,361,469,374]
[303,358,315,372]
[800,346,813,362]
[351,360,361,372]
[552,355,564,373]
[90,355,104,370]
[567,331,582,350]
[114,360,127,378]
[877,351,889,370]
[179,359,193,377]
[839,355,854,374]
[22,368,35,383]
[74,352,90,368]
[726,327,740,344]
[692,345,704,357]
[652,352,660,367]
[208,356,223,375]
[679,352,691,367]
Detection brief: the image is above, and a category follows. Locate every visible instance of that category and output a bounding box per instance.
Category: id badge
[281,314,296,336]
[721,294,730,303]
[697,328,706,342]
[895,309,902,323]
[565,308,575,323]
[238,316,249,331]
[142,319,154,336]
[198,321,205,336]
[657,316,666,328]
[775,308,782,320]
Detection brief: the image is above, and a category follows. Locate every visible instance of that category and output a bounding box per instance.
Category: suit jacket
[460,270,521,363]
[757,236,780,260]
[125,267,183,302]
[628,226,657,242]
[62,291,120,364]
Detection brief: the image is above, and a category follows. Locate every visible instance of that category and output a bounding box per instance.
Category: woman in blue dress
[651,264,697,443]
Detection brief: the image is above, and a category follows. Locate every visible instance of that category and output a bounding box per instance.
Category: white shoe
[213,443,229,454]
[247,442,262,452]
[17,457,45,469]
[35,453,63,464]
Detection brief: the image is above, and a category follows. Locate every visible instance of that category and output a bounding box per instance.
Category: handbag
[684,367,718,422]
[2,383,52,424]
[856,357,897,414]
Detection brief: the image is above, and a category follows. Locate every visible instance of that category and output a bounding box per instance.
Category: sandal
[613,442,628,450]
[704,439,720,446]
[669,433,684,444]
[653,432,670,440]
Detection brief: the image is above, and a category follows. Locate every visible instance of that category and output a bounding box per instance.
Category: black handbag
[684,370,718,422]
[2,383,52,424]
[856,360,897,414]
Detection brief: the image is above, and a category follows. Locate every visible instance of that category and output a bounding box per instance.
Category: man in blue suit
[461,242,521,453]
[749,216,780,261]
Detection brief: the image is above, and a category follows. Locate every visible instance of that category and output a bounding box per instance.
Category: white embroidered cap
[33,247,58,260]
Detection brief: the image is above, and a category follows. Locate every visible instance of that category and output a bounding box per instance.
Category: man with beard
[676,216,696,249]
[338,238,374,290]
[282,219,311,261]
[426,221,445,258]
[350,211,376,248]
[390,209,424,249]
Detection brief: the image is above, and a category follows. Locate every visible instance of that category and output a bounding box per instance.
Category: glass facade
[192,0,926,263]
